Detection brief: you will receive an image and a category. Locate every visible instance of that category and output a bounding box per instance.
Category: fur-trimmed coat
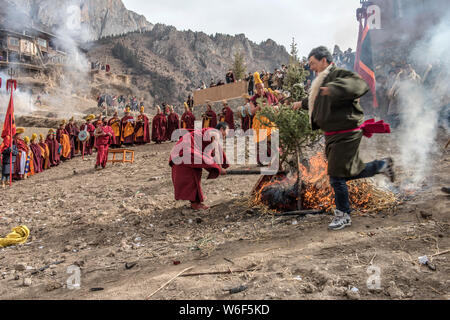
[302,65,369,178]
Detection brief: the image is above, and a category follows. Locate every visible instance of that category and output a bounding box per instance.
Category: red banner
[355,13,378,108]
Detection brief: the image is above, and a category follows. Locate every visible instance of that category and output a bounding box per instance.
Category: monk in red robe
[239,95,252,132]
[169,122,230,211]
[45,129,61,167]
[108,112,122,148]
[56,121,72,161]
[29,134,43,174]
[94,120,114,170]
[65,117,79,157]
[80,115,96,156]
[181,103,196,130]
[121,107,135,146]
[167,106,180,141]
[152,106,168,144]
[38,134,50,170]
[202,102,217,129]
[250,72,279,166]
[135,106,151,144]
[222,100,235,130]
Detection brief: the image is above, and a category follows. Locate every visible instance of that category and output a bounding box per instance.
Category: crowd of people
[374,60,450,128]
[97,94,144,112]
[0,103,192,188]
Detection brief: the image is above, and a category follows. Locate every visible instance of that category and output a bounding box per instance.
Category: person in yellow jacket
[250,72,279,166]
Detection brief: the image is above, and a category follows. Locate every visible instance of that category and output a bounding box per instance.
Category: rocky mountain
[86,24,291,105]
[3,0,153,40]
[2,0,290,106]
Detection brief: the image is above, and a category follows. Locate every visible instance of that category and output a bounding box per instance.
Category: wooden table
[108,149,135,164]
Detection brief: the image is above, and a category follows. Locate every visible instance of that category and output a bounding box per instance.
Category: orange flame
[254,152,374,212]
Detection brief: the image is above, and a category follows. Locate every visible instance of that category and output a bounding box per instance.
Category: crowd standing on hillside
[0,104,195,187]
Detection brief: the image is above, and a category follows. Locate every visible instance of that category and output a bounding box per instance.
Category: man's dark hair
[308,46,333,64]
[216,122,229,131]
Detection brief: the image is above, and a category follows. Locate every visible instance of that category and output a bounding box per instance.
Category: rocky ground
[0,132,448,300]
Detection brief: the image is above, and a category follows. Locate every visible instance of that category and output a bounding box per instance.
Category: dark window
[9,37,19,47]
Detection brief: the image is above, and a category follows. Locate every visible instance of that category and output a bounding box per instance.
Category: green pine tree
[232,51,246,81]
[283,38,310,101]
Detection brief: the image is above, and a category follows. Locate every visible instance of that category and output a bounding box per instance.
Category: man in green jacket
[298,46,395,231]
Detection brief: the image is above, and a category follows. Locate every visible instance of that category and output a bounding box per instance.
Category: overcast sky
[122,0,361,57]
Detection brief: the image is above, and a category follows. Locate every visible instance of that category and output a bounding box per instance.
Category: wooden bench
[108,149,135,164]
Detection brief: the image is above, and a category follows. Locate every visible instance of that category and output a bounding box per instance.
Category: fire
[253,152,376,212]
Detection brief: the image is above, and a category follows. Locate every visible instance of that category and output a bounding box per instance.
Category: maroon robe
[56,128,71,160]
[152,114,168,143]
[95,126,114,168]
[202,110,217,129]
[167,112,180,141]
[120,116,135,145]
[39,142,50,170]
[169,128,229,203]
[223,106,235,130]
[181,111,196,130]
[13,138,28,178]
[65,123,79,157]
[30,143,43,173]
[80,123,96,155]
[108,117,122,147]
[135,114,151,144]
[45,136,61,167]
[250,90,279,107]
[242,115,251,132]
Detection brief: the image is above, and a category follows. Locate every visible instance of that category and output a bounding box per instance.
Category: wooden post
[296,146,303,211]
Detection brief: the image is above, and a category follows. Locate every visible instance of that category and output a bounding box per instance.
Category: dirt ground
[0,131,449,300]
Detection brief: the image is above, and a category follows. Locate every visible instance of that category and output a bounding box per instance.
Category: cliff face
[86,24,291,104]
[2,0,290,105]
[4,0,153,40]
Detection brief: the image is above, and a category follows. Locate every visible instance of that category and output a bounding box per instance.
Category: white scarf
[308,64,334,124]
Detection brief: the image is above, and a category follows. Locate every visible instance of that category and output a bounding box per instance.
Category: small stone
[46,282,62,292]
[63,245,72,253]
[387,281,404,299]
[23,278,32,287]
[346,288,361,300]
[14,263,27,271]
[302,283,317,294]
[14,275,20,281]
